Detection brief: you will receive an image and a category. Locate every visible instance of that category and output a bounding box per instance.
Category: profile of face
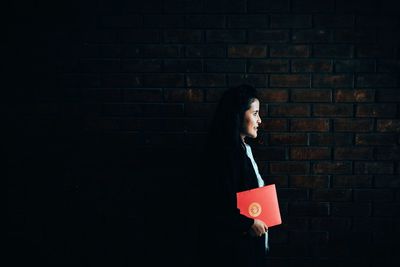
[240,98,261,141]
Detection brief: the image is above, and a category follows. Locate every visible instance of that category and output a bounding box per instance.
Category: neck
[240,134,246,144]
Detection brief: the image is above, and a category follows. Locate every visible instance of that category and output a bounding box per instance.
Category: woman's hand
[250,219,268,237]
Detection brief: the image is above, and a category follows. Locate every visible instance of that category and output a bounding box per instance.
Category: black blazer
[194,143,266,267]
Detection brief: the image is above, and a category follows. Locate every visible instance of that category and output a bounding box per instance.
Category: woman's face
[241,99,261,140]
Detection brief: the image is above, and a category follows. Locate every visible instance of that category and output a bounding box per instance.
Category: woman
[195,84,268,267]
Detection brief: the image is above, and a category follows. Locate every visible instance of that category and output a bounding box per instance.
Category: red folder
[236,184,282,227]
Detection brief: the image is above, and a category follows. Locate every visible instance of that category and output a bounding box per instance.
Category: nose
[257,114,262,124]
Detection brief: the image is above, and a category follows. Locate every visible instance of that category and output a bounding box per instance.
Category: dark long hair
[206,84,259,152]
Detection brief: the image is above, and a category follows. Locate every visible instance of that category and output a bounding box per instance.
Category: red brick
[313,162,352,174]
[228,45,267,58]
[186,74,226,87]
[292,59,332,72]
[248,59,289,73]
[355,162,394,174]
[334,147,373,160]
[377,120,400,132]
[270,45,310,57]
[205,59,246,73]
[163,88,203,102]
[261,119,288,131]
[313,74,353,87]
[357,74,397,87]
[332,175,372,188]
[309,133,352,146]
[356,104,397,117]
[257,89,288,102]
[270,161,309,174]
[270,74,309,87]
[355,134,397,145]
[253,147,286,160]
[267,175,289,187]
[292,29,331,43]
[312,189,352,202]
[269,104,310,117]
[335,89,375,102]
[334,118,373,132]
[291,89,332,102]
[291,147,330,160]
[228,74,268,88]
[314,104,353,117]
[291,119,330,132]
[313,44,354,59]
[290,175,329,188]
[269,133,308,145]
[164,59,203,72]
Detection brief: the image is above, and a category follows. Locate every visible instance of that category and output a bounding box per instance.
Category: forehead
[248,99,260,110]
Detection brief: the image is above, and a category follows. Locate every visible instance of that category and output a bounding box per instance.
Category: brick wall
[8,0,399,266]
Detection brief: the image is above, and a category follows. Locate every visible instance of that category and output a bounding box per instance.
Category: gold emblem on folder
[248,202,262,217]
